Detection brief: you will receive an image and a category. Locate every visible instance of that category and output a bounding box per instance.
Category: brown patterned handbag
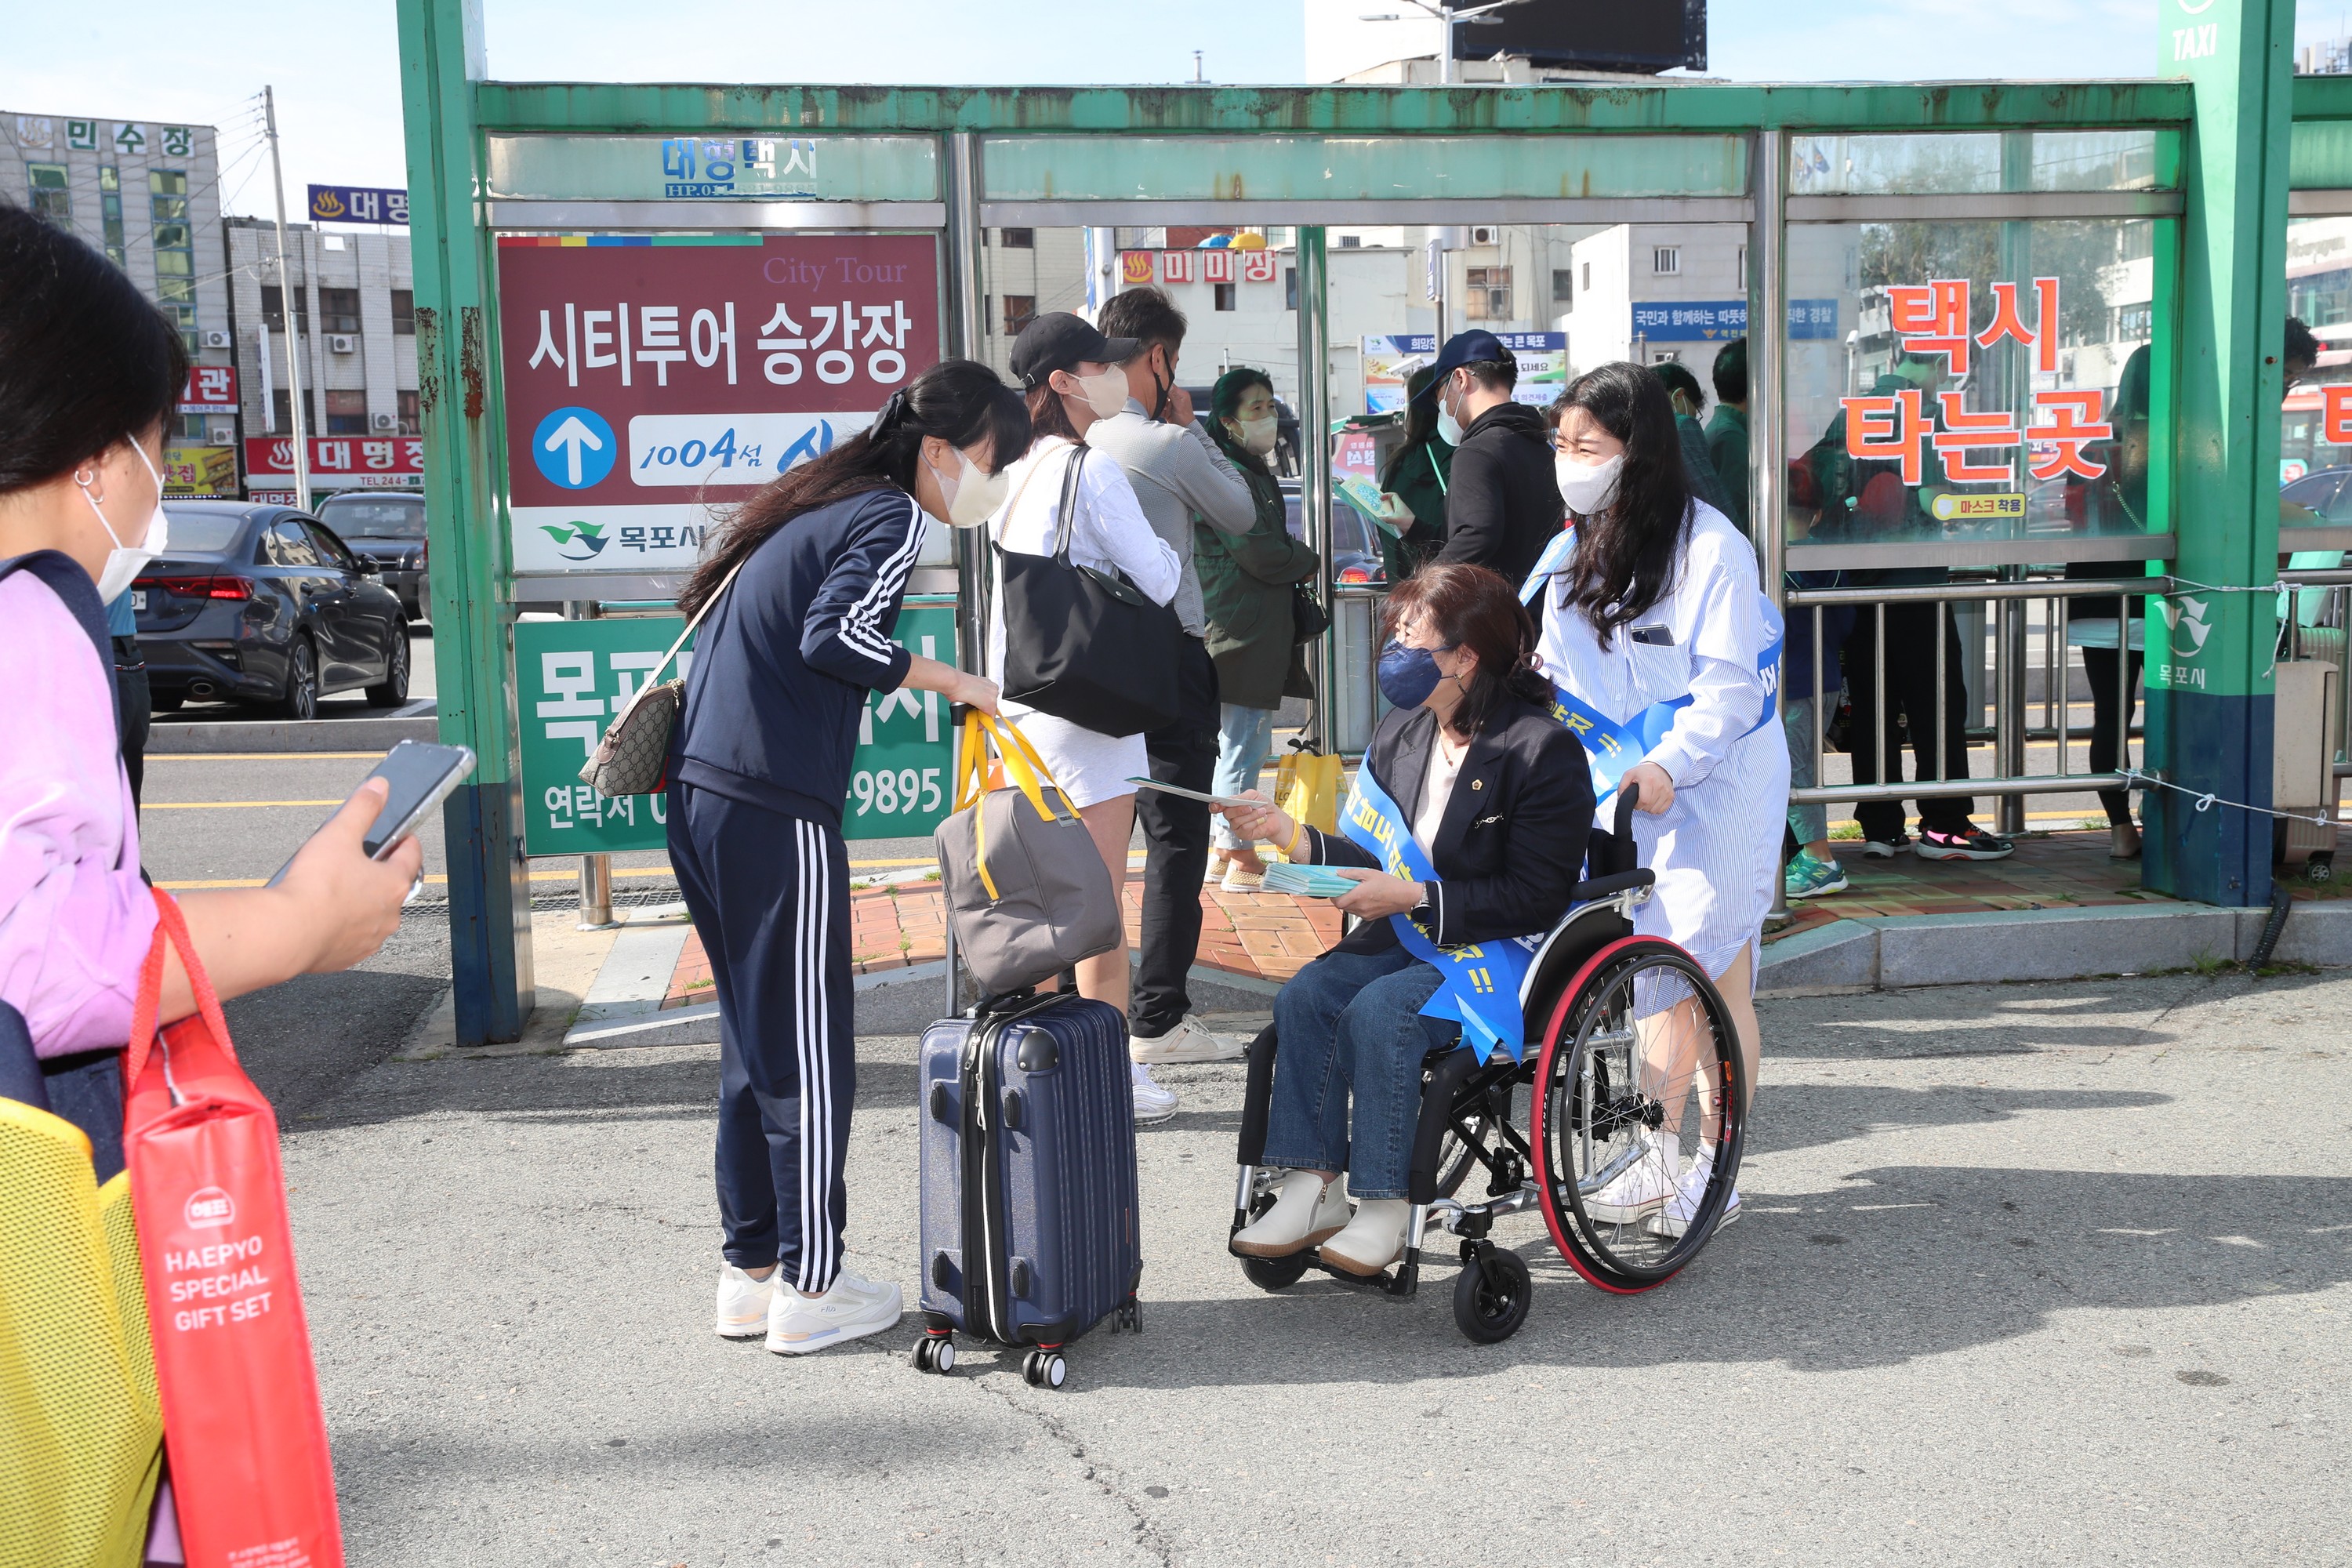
[577,558,743,797]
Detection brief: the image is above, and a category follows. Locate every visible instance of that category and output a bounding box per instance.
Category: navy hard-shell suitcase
[914,992,1143,1387]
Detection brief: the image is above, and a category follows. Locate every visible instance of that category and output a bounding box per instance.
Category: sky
[2,1,2347,217]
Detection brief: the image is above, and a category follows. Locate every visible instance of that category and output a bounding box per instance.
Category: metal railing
[1783,575,2155,818]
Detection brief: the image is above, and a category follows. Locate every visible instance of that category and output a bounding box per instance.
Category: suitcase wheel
[1021,1348,1068,1390]
[913,1332,956,1374]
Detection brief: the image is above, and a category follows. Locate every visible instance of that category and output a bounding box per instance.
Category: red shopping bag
[123,886,344,1568]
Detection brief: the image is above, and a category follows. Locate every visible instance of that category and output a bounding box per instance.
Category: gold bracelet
[1284,819,1306,858]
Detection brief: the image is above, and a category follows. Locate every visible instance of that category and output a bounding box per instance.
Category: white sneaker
[1648,1154,1741,1240]
[1232,1171,1352,1257]
[764,1268,903,1356]
[1131,1062,1179,1123]
[1581,1134,1679,1224]
[1319,1198,1410,1276]
[714,1263,779,1338]
[1130,1016,1245,1064]
[1219,860,1267,893]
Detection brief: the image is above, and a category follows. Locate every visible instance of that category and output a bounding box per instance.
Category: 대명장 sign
[495,233,941,577]
[1631,299,1842,342]
[245,436,425,485]
[514,597,960,853]
[308,184,410,225]
[1839,278,2111,490]
[1360,332,1566,413]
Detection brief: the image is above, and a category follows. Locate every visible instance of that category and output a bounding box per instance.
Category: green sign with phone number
[512,597,958,855]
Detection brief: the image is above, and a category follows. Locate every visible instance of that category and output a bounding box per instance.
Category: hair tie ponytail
[872,387,913,439]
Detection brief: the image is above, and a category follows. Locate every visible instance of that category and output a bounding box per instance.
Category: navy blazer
[1301,694,1595,956]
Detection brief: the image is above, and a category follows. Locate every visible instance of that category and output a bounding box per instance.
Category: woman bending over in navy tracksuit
[668,359,1030,1356]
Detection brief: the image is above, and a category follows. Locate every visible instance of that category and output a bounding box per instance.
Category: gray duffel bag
[935,713,1121,995]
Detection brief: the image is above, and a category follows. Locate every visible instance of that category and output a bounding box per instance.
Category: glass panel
[2280,216,2352,540]
[983,135,1747,204]
[484,133,940,202]
[1783,217,2161,553]
[1792,132,2162,194]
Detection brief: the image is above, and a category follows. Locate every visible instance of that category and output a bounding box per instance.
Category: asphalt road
[262,967,2347,1566]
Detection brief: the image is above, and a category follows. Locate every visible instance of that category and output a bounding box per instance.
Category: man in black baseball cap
[1008,311,1142,392]
[1414,328,1563,586]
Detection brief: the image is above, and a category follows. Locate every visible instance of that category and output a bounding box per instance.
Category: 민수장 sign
[495,233,942,576]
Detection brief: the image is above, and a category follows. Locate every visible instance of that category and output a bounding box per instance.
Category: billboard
[245,436,425,487]
[1466,0,1706,72]
[495,233,942,575]
[1361,332,1566,413]
[161,445,238,499]
[180,365,238,414]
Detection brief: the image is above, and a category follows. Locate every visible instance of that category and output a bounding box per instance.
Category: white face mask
[1234,414,1279,456]
[1555,451,1625,517]
[927,444,1008,529]
[1073,365,1132,419]
[79,441,170,602]
[1434,379,1467,448]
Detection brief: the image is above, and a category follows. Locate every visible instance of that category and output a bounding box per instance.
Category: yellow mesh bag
[0,1101,163,1568]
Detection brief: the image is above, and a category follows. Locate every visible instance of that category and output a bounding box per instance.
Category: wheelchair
[1229,786,1748,1344]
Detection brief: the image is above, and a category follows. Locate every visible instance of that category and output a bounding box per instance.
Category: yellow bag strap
[956,710,1079,905]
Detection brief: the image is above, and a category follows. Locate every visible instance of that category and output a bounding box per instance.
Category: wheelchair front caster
[1021,1349,1068,1389]
[1240,1250,1312,1291]
[912,1334,956,1374]
[1452,1246,1532,1345]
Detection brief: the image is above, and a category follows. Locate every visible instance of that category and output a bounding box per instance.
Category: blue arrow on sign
[532,405,616,489]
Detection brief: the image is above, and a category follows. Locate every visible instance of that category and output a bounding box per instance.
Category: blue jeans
[1211,702,1277,850]
[1784,695,1827,848]
[1264,946,1461,1200]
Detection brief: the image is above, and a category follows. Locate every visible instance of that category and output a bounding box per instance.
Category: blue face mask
[1377,640,1450,709]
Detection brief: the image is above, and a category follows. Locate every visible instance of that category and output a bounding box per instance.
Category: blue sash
[1338,765,1543,1063]
[1523,531,1787,801]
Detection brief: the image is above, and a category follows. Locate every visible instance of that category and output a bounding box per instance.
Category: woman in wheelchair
[1529,361,1791,1236]
[1219,564,1593,1277]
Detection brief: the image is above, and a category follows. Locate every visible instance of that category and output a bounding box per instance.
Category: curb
[147,700,437,754]
[1759,898,2352,996]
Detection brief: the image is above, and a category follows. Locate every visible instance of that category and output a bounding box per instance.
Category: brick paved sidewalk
[654,829,2340,1003]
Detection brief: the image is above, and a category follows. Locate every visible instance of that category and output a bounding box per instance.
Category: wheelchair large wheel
[1529,937,1745,1293]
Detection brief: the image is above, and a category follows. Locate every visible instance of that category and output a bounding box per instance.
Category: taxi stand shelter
[398,0,2307,1044]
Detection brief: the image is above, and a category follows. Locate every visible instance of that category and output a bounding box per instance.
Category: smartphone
[268,740,477,887]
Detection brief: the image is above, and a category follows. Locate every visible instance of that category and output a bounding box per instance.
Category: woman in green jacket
[1197,367,1320,891]
[1373,364,1453,580]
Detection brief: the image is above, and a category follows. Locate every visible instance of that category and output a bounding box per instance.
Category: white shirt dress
[1534,501,1789,984]
[985,436,1183,809]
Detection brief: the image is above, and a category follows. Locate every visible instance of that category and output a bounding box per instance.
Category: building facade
[2,109,238,493]
[224,218,420,502]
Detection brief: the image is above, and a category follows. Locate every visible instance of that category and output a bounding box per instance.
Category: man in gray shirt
[1087,286,1256,1063]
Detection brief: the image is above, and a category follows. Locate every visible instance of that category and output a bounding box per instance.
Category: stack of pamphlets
[1261,860,1366,898]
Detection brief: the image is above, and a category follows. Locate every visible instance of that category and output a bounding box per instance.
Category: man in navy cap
[1419,329,1564,588]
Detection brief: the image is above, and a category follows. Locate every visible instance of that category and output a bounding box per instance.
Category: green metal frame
[401,0,2315,1037]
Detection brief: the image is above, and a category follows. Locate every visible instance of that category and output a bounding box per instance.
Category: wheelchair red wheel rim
[1529,935,1743,1294]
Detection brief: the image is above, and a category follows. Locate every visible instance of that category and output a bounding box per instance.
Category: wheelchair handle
[1613,780,1640,844]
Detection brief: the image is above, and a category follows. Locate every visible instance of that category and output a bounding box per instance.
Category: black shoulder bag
[994,445,1184,735]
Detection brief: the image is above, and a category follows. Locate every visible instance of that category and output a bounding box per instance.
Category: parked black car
[314,489,430,619]
[136,502,412,720]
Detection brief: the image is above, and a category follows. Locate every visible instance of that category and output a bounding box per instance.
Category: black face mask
[1148,349,1173,423]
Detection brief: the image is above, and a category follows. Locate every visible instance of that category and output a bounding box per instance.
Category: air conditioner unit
[1468,226,1501,248]
[327,333,358,354]
[201,329,231,350]
[208,427,235,446]
[370,412,397,431]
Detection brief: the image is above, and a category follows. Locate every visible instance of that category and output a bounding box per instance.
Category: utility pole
[262,85,310,512]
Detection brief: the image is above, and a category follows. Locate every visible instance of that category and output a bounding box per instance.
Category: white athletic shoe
[1232,1171,1352,1257]
[1130,1017,1245,1065]
[1319,1198,1411,1276]
[1581,1134,1679,1225]
[714,1263,779,1338]
[1648,1154,1741,1240]
[764,1268,903,1356]
[1131,1062,1179,1123]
